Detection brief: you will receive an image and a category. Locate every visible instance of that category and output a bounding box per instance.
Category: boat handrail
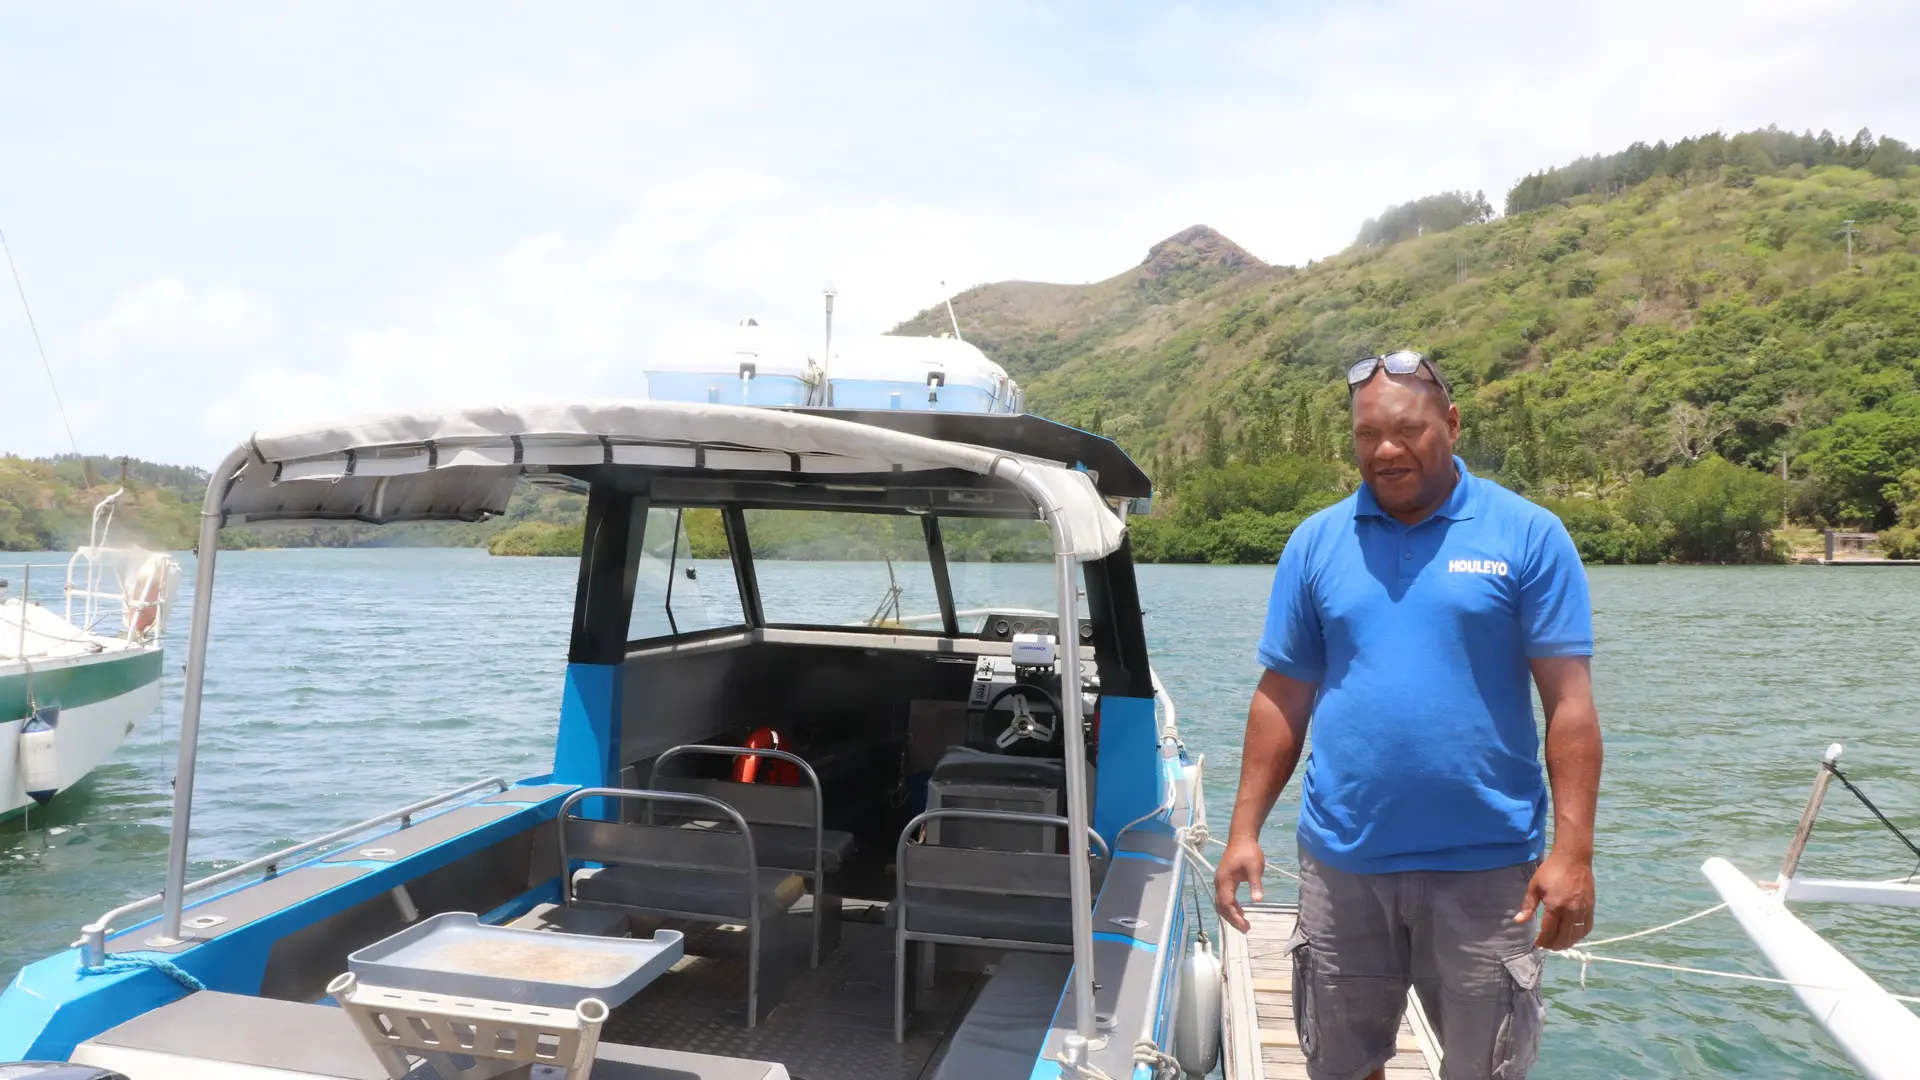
[79,775,509,966]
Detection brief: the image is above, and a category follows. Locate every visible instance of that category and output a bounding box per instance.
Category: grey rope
[1825,763,1920,881]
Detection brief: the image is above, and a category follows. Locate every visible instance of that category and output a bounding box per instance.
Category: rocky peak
[1139,225,1264,278]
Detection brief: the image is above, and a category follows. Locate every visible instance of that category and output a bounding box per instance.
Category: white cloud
[194,173,1016,449]
[74,276,275,358]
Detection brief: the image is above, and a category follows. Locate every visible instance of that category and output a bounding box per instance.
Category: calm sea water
[3,550,1918,1076]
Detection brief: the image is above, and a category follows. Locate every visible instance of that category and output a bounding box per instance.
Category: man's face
[1350,373,1460,519]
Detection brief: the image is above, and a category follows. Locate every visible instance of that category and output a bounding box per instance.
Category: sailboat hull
[0,649,164,818]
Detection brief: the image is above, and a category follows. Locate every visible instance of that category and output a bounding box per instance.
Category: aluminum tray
[347,911,684,1008]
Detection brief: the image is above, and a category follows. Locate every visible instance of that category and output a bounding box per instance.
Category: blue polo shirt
[1256,457,1592,874]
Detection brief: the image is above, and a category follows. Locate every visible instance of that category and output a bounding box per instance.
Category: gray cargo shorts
[1288,845,1545,1080]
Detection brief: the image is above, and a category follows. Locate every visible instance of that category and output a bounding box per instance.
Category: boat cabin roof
[825,335,1008,386]
[211,400,1144,562]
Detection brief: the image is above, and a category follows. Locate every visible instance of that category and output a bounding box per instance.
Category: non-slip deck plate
[604,918,979,1080]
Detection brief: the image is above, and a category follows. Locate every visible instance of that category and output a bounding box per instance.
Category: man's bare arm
[1213,667,1317,931]
[1516,655,1602,950]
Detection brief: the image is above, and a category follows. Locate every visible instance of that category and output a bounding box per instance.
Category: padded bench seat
[577,865,806,921]
[930,952,1072,1080]
[72,992,794,1079]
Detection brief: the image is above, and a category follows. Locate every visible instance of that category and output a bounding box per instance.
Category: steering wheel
[985,682,1066,750]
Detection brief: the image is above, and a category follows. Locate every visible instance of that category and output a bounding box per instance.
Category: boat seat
[929,952,1072,1080]
[560,787,806,1027]
[72,990,793,1079]
[892,808,1109,1042]
[929,746,1067,788]
[576,864,806,921]
[891,887,1074,945]
[749,821,856,874]
[925,746,1093,859]
[73,990,388,1080]
[649,743,855,967]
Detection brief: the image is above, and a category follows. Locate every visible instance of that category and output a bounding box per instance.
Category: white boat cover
[218,400,1126,561]
[828,335,1009,387]
[645,323,817,378]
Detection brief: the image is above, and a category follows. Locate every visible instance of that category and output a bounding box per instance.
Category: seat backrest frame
[894,807,1110,914]
[557,786,761,925]
[648,744,824,881]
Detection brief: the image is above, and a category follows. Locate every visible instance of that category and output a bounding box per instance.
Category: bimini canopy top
[209,399,1129,562]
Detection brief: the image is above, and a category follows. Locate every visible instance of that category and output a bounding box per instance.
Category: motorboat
[0,490,179,820]
[822,335,1023,414]
[0,401,1217,1080]
[641,286,1023,417]
[641,323,821,408]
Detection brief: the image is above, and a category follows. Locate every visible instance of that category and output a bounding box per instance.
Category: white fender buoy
[19,707,59,805]
[1172,935,1223,1076]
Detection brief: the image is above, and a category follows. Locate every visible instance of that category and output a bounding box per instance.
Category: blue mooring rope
[78,954,205,992]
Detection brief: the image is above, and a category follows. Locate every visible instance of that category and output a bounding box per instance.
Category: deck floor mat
[605,919,982,1080]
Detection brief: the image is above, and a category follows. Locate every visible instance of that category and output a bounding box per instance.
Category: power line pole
[1839,219,1859,270]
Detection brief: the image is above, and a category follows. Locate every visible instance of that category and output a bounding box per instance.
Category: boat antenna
[822,280,836,366]
[1,226,88,489]
[940,280,965,343]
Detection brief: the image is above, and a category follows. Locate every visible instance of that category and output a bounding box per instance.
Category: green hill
[895,126,1920,563]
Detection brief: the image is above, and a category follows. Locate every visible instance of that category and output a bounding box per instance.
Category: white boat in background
[1705,744,1920,1080]
[823,334,1022,414]
[642,321,821,407]
[0,490,179,819]
[644,287,1024,415]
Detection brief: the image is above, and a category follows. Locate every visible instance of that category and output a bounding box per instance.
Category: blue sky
[4,1,1918,466]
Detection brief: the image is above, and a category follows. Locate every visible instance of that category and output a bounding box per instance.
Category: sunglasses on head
[1346,350,1451,401]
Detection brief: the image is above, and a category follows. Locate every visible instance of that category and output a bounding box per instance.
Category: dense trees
[0,456,202,551]
[1506,127,1917,214]
[1356,190,1494,247]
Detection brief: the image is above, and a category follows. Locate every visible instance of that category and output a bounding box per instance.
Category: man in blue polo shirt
[1213,351,1601,1080]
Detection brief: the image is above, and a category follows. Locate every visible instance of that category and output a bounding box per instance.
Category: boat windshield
[746,509,941,628]
[625,506,1086,641]
[938,518,1071,635]
[628,507,747,640]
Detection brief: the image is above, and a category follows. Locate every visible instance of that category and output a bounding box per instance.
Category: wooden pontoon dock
[1221,902,1442,1080]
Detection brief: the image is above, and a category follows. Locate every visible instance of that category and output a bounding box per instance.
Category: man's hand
[1215,669,1317,934]
[1213,836,1267,933]
[1516,849,1596,950]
